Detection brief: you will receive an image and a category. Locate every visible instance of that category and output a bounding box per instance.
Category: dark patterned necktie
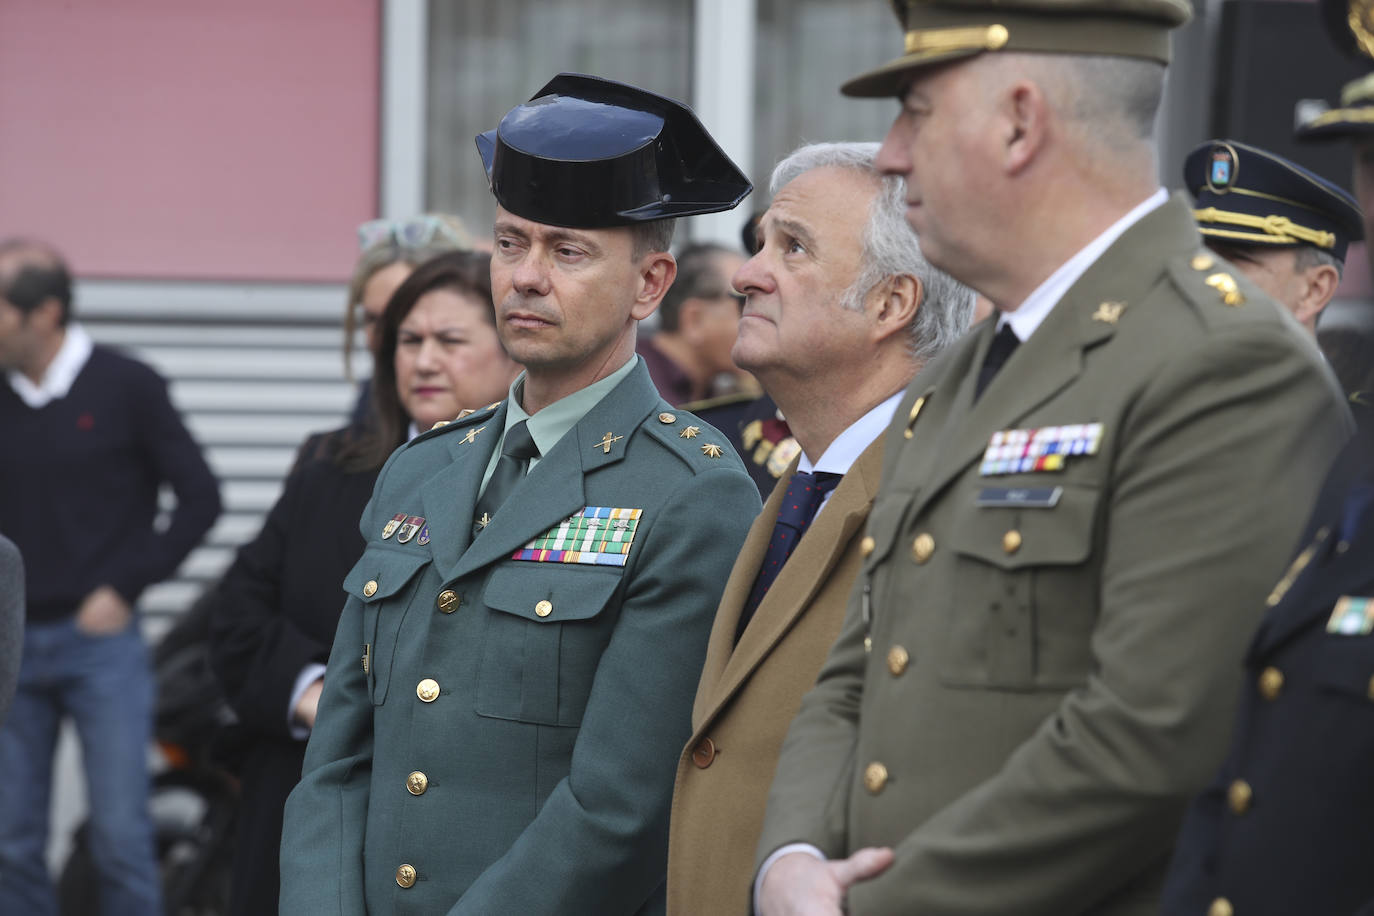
[735,470,843,643]
[975,323,1021,401]
[472,420,539,535]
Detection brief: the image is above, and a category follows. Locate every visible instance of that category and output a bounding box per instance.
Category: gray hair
[1294,244,1344,280]
[1000,53,1165,149]
[769,142,976,362]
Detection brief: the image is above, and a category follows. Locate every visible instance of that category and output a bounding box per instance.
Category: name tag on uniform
[980,423,1103,476]
[1326,596,1374,635]
[511,506,643,567]
[977,486,1063,509]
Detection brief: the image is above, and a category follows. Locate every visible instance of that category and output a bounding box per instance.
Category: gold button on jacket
[863,762,888,794]
[1227,779,1252,815]
[1208,898,1233,916]
[535,599,553,618]
[396,864,416,888]
[416,678,440,703]
[1002,529,1022,554]
[362,579,378,598]
[436,590,459,613]
[911,533,934,564]
[1257,667,1283,701]
[886,646,909,676]
[406,771,428,796]
[861,535,876,557]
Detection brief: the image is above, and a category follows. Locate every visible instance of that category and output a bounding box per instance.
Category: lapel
[420,406,506,583]
[447,360,660,581]
[908,197,1194,519]
[693,437,885,733]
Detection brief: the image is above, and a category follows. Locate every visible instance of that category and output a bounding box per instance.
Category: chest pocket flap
[950,482,1099,569]
[478,564,623,726]
[343,546,431,704]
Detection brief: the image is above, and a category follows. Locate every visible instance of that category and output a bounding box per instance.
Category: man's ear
[869,273,921,345]
[31,297,63,331]
[1296,262,1342,329]
[632,251,677,321]
[1003,79,1050,176]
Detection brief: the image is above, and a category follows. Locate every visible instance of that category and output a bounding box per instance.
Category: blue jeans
[0,617,162,916]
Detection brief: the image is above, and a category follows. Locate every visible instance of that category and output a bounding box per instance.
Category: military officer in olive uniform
[279,74,760,915]
[753,2,1353,914]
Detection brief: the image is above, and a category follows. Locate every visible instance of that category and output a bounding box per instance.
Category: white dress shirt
[5,323,94,408]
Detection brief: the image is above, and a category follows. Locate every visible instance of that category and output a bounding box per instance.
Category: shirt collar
[5,323,94,409]
[501,353,639,464]
[797,390,904,476]
[997,188,1168,342]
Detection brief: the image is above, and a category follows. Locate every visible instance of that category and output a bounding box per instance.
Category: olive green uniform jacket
[280,361,760,915]
[667,440,884,916]
[756,198,1352,915]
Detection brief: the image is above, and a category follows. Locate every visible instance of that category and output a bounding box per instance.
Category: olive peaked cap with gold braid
[841,0,1192,98]
[1185,139,1363,263]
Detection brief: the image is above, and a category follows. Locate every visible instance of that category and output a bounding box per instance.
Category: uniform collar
[997,188,1169,342]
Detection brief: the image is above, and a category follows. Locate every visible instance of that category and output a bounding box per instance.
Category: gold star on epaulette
[430,419,450,430]
[701,443,723,458]
[680,425,700,439]
[457,408,476,419]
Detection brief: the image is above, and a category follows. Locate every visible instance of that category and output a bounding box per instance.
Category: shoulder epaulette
[641,403,740,469]
[404,400,504,449]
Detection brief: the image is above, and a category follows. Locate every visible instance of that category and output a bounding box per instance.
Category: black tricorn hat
[476,74,752,229]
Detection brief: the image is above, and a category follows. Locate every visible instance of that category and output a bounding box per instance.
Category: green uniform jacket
[756,197,1353,915]
[280,361,760,915]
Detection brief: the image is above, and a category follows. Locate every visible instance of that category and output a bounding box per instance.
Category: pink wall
[0,0,380,282]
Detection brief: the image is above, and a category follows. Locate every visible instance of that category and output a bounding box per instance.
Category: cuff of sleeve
[754,843,826,915]
[287,663,327,740]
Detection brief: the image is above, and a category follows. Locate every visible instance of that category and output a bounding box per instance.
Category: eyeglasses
[357,215,470,252]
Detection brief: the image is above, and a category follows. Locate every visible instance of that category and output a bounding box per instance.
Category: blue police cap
[476,74,752,229]
[1184,139,1364,263]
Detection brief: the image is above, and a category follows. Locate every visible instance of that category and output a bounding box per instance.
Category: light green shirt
[478,354,641,496]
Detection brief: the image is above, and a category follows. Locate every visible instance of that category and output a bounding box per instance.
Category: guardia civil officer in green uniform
[279,73,760,915]
[753,3,1354,914]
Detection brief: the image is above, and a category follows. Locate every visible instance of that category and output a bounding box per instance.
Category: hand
[293,677,324,731]
[74,586,133,635]
[759,848,894,916]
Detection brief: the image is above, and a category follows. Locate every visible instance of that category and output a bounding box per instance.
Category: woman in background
[208,249,519,916]
[345,213,474,425]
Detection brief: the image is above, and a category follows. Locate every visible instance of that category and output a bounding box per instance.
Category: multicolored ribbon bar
[511,506,643,567]
[979,423,1104,476]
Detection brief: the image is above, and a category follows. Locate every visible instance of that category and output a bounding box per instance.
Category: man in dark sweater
[0,238,221,916]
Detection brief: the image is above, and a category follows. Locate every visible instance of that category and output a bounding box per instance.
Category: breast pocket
[342,546,431,705]
[1314,633,1374,708]
[940,483,1101,690]
[476,564,623,727]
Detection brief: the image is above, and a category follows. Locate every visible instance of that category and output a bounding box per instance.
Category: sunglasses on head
[357,215,467,252]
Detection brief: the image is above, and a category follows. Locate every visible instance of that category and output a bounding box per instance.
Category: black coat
[207,428,382,916]
[1163,396,1374,916]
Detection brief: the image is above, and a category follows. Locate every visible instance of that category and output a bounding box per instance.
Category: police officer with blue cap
[1186,139,1363,334]
[279,74,760,915]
